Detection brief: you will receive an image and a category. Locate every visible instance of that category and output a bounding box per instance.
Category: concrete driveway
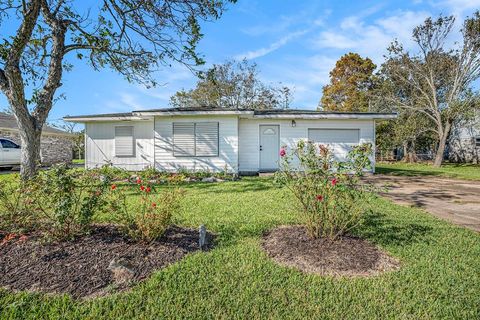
[367,175,480,232]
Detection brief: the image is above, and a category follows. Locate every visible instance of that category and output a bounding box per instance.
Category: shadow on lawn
[375,167,443,177]
[183,179,275,193]
[356,211,433,247]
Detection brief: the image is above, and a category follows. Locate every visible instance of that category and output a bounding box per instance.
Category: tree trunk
[19,127,42,179]
[433,121,452,167]
[409,140,418,163]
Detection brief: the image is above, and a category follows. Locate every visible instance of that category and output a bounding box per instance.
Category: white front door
[259,125,279,171]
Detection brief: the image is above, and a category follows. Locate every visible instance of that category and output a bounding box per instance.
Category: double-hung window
[173,122,219,157]
[115,126,135,157]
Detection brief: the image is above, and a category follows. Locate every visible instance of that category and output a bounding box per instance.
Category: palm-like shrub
[275,141,374,240]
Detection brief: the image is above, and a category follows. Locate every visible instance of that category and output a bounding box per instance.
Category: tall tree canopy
[319,53,376,112]
[170,59,293,109]
[376,12,480,167]
[0,0,234,179]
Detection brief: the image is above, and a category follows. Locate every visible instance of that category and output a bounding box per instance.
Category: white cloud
[234,29,310,60]
[437,0,480,15]
[312,10,431,64]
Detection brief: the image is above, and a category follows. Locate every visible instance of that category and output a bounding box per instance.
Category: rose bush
[0,165,110,240]
[106,178,184,242]
[275,140,374,240]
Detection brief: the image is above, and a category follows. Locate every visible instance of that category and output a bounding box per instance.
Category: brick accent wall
[0,130,73,165]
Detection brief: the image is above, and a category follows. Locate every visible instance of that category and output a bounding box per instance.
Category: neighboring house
[64,107,396,173]
[448,114,480,163]
[0,112,74,165]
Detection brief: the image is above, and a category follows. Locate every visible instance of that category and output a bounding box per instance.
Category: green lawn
[72,159,85,165]
[376,162,480,181]
[1,177,479,319]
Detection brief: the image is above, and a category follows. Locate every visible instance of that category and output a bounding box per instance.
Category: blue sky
[1,0,480,123]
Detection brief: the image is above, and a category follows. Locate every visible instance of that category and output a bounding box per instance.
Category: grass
[376,162,480,181]
[72,159,85,165]
[1,177,479,319]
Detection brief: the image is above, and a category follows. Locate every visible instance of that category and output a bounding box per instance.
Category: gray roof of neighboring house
[0,112,71,135]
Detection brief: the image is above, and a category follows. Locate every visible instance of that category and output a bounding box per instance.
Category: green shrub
[28,164,109,240]
[138,166,160,181]
[92,164,130,181]
[0,175,38,233]
[0,165,109,240]
[106,179,184,242]
[275,141,374,240]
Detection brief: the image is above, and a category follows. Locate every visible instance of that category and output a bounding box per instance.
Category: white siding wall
[154,115,238,172]
[85,120,154,171]
[238,119,376,172]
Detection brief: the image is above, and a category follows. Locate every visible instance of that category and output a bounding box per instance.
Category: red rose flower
[331,178,337,186]
[316,195,323,202]
[146,187,151,193]
[152,203,157,208]
[136,178,141,184]
[140,185,145,191]
[111,185,117,190]
[279,148,286,157]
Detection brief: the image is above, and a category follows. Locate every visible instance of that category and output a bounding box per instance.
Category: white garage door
[308,129,360,161]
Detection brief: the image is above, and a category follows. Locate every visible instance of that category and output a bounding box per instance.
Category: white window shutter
[115,126,134,157]
[195,122,219,156]
[173,123,195,156]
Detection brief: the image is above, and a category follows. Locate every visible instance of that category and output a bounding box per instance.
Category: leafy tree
[319,53,376,112]
[170,59,293,109]
[378,13,480,167]
[0,0,234,179]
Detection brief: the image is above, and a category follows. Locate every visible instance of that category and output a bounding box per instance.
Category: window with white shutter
[195,122,219,156]
[115,126,135,157]
[173,123,195,156]
[173,122,219,157]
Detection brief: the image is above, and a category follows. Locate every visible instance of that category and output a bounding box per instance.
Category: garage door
[308,129,360,161]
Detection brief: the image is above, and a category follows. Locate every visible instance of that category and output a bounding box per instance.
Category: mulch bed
[262,226,400,277]
[0,225,214,299]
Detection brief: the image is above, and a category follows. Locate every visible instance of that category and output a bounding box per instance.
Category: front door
[259,125,279,171]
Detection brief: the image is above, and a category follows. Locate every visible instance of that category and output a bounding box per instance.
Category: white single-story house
[64,107,396,174]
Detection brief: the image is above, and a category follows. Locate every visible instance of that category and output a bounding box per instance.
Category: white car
[0,138,21,168]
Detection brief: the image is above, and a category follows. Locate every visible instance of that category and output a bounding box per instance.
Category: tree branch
[6,0,41,67]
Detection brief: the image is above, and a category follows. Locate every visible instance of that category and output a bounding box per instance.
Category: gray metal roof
[63,112,133,120]
[65,107,396,119]
[0,112,71,135]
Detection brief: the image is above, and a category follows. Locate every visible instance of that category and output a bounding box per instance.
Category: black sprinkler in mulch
[0,225,214,299]
[262,225,400,277]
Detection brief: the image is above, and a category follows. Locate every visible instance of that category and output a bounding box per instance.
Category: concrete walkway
[367,175,480,232]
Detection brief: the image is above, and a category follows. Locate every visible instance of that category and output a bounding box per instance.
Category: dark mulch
[0,225,214,299]
[262,225,400,277]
